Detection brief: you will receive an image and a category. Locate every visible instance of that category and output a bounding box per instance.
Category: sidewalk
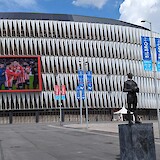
[64,120,160,139]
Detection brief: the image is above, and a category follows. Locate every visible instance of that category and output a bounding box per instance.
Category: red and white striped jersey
[16,65,25,84]
[24,66,31,80]
[5,68,19,87]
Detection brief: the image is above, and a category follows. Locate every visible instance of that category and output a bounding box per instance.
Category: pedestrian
[0,63,6,89]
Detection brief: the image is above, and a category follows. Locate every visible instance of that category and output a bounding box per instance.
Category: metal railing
[0,108,156,124]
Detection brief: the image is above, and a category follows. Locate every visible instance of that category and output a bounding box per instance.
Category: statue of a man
[123,73,140,124]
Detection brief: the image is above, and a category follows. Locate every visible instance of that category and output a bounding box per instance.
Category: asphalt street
[0,123,160,160]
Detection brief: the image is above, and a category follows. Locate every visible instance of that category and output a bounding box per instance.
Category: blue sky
[0,0,160,32]
[36,0,122,20]
[0,0,122,20]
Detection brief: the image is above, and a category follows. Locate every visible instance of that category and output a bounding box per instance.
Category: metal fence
[0,108,111,124]
[0,109,156,124]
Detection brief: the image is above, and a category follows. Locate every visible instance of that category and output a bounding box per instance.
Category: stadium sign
[141,36,152,71]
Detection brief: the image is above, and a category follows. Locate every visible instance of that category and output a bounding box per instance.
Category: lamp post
[79,59,89,129]
[79,60,83,125]
[83,61,89,129]
[55,73,62,126]
[141,20,160,138]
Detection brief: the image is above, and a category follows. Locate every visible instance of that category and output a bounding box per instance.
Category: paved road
[0,124,120,160]
[0,123,160,160]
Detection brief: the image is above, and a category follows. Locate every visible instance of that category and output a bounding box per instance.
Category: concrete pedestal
[118,123,156,160]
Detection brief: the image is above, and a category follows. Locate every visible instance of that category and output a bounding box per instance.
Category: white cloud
[72,0,108,9]
[14,0,37,7]
[119,0,160,33]
[0,0,37,10]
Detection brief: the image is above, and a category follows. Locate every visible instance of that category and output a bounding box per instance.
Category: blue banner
[141,36,152,71]
[76,86,80,99]
[155,38,160,71]
[86,71,92,91]
[141,36,151,61]
[78,70,84,90]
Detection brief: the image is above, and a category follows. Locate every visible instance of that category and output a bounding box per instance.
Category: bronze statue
[123,73,141,125]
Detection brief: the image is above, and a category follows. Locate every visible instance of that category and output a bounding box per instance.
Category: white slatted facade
[0,18,160,111]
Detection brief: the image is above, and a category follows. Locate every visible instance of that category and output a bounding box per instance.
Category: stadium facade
[0,12,159,124]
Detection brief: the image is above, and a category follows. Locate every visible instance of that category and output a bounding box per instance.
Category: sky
[0,0,160,33]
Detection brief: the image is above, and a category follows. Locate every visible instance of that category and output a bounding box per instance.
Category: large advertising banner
[0,56,42,92]
[155,38,160,71]
[141,36,152,71]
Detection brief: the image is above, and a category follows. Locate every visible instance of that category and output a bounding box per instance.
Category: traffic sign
[61,95,65,100]
[55,95,60,100]
[54,85,60,95]
[61,85,66,95]
[54,85,66,100]
[86,71,92,91]
[82,88,85,100]
[78,70,84,90]
[76,86,80,99]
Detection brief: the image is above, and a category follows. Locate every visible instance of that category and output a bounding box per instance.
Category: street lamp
[141,20,152,38]
[79,59,89,129]
[141,20,160,138]
[79,60,83,125]
[55,73,62,126]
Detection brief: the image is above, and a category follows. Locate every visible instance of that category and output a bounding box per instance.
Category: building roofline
[0,12,149,31]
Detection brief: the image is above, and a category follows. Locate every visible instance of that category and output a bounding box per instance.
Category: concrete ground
[64,120,160,139]
[0,120,159,160]
[0,123,121,160]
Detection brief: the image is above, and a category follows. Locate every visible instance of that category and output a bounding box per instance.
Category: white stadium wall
[0,15,160,111]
